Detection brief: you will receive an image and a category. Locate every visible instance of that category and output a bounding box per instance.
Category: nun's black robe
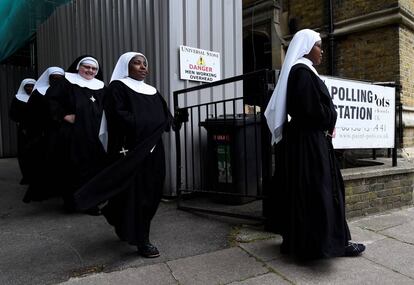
[42,78,107,202]
[9,97,31,183]
[22,89,59,201]
[270,63,351,259]
[74,81,172,245]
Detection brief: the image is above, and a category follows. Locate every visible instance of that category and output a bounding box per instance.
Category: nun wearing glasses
[265,29,365,259]
[46,55,107,212]
[74,52,173,258]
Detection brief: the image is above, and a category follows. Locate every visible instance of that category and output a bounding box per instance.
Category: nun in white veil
[27,66,64,132]
[9,79,36,123]
[73,52,173,258]
[32,67,65,96]
[264,29,321,144]
[9,78,36,184]
[22,67,64,202]
[43,55,107,210]
[265,29,365,259]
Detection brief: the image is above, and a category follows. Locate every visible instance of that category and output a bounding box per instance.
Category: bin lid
[200,114,261,127]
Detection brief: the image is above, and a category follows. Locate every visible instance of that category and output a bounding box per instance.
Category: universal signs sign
[320,76,395,149]
[179,45,221,83]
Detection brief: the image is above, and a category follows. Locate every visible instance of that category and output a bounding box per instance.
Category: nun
[9,78,36,184]
[264,29,365,259]
[73,52,173,258]
[45,55,107,211]
[22,67,65,202]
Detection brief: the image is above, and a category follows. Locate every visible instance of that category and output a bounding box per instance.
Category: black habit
[270,63,351,259]
[22,89,62,201]
[43,78,107,201]
[9,97,31,183]
[74,80,172,245]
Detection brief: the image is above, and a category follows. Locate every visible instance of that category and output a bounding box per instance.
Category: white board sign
[321,76,395,149]
[179,45,220,83]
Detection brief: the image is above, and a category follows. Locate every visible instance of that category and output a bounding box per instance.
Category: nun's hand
[64,114,76,124]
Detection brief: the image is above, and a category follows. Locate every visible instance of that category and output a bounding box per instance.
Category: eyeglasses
[80,65,98,72]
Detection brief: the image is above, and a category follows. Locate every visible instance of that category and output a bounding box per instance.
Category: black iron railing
[173,69,276,220]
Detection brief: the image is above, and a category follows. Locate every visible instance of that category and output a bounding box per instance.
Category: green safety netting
[0,0,71,62]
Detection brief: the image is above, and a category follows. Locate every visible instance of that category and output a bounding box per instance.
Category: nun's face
[24,84,34,95]
[49,74,64,86]
[128,55,148,81]
[78,63,98,80]
[305,41,323,66]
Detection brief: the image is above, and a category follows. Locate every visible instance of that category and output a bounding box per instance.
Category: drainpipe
[328,0,335,76]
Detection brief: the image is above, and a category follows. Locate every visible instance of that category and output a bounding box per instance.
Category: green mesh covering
[0,0,71,62]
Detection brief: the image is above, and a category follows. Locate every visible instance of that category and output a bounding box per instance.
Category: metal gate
[173,69,277,220]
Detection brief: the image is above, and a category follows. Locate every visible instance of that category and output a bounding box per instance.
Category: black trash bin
[200,114,262,204]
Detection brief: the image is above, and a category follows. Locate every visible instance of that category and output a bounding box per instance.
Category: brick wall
[334,0,398,22]
[335,27,399,81]
[403,128,414,147]
[399,26,414,147]
[399,26,414,107]
[400,0,414,13]
[345,172,414,218]
[283,0,326,30]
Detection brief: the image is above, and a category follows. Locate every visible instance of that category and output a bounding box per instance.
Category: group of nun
[10,52,172,258]
[9,28,365,261]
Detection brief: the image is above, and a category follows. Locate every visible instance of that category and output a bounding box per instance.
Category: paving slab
[350,212,412,231]
[233,224,278,243]
[379,221,414,244]
[59,263,177,285]
[167,247,268,285]
[0,230,82,285]
[228,272,290,285]
[347,225,387,245]
[363,238,414,278]
[402,207,414,218]
[238,237,283,262]
[267,255,414,285]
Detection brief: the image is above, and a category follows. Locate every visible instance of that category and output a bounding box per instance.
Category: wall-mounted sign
[179,45,221,83]
[321,76,395,149]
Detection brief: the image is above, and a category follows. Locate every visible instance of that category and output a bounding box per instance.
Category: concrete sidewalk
[1,158,413,285]
[59,206,414,285]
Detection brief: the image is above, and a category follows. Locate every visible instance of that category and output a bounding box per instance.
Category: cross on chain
[119,147,129,156]
[90,96,96,102]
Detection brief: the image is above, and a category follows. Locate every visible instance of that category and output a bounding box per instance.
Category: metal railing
[173,69,275,220]
[172,72,402,221]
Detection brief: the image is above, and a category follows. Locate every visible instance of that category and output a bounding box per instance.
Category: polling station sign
[320,76,395,149]
[179,45,221,83]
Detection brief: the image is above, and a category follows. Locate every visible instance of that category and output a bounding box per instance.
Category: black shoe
[344,242,365,257]
[137,243,160,258]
